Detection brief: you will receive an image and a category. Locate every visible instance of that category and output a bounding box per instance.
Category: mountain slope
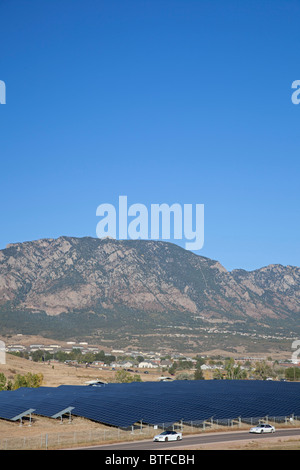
[0,237,298,334]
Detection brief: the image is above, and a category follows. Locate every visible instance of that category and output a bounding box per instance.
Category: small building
[138,361,159,369]
[92,361,105,367]
[160,360,173,368]
[200,364,212,370]
[85,379,107,386]
[7,345,26,352]
[121,361,134,368]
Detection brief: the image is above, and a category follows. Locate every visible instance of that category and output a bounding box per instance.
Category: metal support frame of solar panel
[8,408,35,423]
[51,407,74,420]
[0,400,35,422]
[28,386,101,418]
[0,385,97,420]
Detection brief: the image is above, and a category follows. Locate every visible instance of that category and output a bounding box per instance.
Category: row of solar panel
[0,380,299,428]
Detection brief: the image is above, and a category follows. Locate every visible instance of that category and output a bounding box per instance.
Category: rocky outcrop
[0,237,299,325]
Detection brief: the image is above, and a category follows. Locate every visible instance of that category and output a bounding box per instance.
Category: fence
[0,425,156,450]
[0,415,299,450]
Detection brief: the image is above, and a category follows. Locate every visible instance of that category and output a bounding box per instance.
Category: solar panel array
[0,380,299,427]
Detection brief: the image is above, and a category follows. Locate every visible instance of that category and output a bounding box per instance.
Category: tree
[176,372,193,380]
[285,367,300,381]
[168,362,178,375]
[114,370,142,383]
[254,361,275,380]
[82,352,95,364]
[12,372,43,390]
[132,374,142,382]
[224,358,247,380]
[177,360,193,371]
[31,350,48,362]
[195,356,206,369]
[194,368,204,380]
[6,380,13,391]
[213,369,224,380]
[0,373,6,391]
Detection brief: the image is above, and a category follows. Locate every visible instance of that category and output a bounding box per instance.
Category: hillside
[0,236,299,350]
[0,352,161,388]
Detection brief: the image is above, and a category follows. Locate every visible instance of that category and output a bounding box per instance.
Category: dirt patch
[180,435,300,450]
[0,352,162,387]
[0,352,165,449]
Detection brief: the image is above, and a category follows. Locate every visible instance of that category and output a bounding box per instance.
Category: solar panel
[0,400,35,421]
[0,380,299,427]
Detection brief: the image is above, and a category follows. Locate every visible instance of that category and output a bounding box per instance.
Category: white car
[153,430,183,442]
[249,424,275,434]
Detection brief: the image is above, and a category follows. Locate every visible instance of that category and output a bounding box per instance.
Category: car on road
[249,424,275,434]
[153,431,183,442]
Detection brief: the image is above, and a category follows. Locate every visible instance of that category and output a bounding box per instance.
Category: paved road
[75,427,300,450]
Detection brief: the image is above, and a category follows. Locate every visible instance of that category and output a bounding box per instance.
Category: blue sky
[0,0,299,271]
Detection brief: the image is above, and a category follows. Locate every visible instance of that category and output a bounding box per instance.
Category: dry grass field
[186,435,300,450]
[0,350,164,387]
[0,340,298,450]
[0,351,167,448]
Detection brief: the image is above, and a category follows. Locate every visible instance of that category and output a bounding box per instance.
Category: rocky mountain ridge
[0,237,298,332]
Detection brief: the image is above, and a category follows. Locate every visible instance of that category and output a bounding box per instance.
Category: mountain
[0,236,299,348]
